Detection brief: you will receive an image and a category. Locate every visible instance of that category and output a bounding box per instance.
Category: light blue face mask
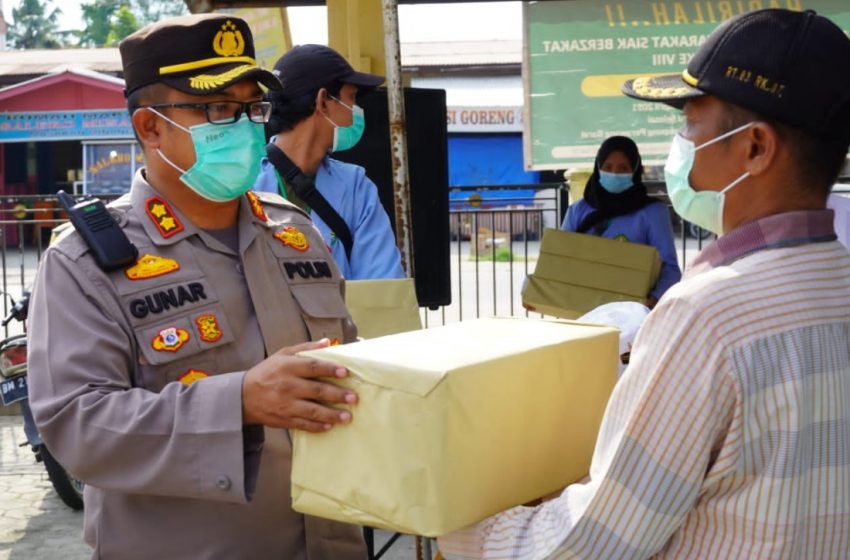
[149,109,265,202]
[324,97,365,152]
[598,171,634,194]
[664,121,753,235]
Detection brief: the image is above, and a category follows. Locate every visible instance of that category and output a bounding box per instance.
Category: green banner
[523,0,850,170]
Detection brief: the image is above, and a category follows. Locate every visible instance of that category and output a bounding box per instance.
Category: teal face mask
[324,97,365,152]
[598,171,634,193]
[664,121,753,235]
[149,109,265,202]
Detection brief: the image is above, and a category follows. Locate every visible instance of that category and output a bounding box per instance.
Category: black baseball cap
[272,44,385,98]
[119,14,282,97]
[622,9,850,142]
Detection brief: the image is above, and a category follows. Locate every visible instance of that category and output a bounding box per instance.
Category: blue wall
[448,134,539,187]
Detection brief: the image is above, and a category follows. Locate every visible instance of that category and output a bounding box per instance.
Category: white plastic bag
[579,302,650,376]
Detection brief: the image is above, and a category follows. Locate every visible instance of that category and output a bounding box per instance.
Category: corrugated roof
[401,40,520,67]
[0,48,122,77]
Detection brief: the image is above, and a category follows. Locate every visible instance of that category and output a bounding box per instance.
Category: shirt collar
[686,209,837,277]
[130,170,272,250]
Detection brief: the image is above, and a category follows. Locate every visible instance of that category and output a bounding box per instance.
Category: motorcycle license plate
[0,375,27,406]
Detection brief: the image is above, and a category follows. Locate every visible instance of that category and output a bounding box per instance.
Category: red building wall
[0,73,125,112]
[0,71,127,198]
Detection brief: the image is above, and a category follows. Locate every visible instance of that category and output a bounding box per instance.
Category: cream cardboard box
[344,278,422,339]
[523,228,662,319]
[293,317,619,536]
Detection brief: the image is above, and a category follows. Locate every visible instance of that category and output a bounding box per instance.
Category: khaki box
[344,278,422,339]
[293,317,619,536]
[522,228,661,319]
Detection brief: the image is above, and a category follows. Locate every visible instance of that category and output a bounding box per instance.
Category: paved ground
[0,416,425,560]
[0,415,89,560]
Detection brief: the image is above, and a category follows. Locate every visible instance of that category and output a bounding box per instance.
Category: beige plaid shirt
[441,211,850,559]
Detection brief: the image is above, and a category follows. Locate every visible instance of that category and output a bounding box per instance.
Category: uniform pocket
[288,284,351,343]
[132,306,236,391]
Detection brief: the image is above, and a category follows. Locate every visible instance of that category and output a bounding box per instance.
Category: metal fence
[420,183,714,328]
[1,188,715,337]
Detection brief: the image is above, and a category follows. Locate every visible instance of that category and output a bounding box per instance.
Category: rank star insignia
[149,204,167,218]
[145,196,184,238]
[245,191,267,222]
[179,369,209,386]
[125,254,180,280]
[160,216,178,231]
[195,314,223,343]
[152,327,189,352]
[274,226,310,252]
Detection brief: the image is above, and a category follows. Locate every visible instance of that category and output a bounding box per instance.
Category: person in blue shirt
[254,44,404,280]
[561,136,681,307]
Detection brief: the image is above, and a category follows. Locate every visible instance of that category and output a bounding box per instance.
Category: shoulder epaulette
[248,190,310,219]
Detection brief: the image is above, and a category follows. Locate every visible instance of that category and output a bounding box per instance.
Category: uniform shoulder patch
[250,190,309,217]
[245,191,267,222]
[145,196,184,238]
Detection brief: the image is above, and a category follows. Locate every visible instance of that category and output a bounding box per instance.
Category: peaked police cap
[119,14,282,97]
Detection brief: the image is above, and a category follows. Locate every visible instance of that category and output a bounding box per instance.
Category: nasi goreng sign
[523,0,850,170]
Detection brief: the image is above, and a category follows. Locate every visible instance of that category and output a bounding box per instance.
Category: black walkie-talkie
[56,191,138,271]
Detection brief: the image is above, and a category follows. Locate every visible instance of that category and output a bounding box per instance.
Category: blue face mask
[323,97,365,152]
[598,171,634,193]
[664,122,752,235]
[149,109,265,203]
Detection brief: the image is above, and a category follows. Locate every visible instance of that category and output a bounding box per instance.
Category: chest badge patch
[274,226,309,252]
[245,191,267,222]
[146,196,184,238]
[195,314,223,343]
[179,369,209,386]
[152,327,189,352]
[125,254,180,280]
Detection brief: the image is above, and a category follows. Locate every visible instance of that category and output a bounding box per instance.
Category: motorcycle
[0,290,84,511]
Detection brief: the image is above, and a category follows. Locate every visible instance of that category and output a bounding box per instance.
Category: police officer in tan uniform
[27,14,367,559]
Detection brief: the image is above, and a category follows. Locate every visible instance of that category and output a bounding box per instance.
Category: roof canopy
[0,69,126,111]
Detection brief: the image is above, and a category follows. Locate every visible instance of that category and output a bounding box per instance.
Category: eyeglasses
[142,101,272,125]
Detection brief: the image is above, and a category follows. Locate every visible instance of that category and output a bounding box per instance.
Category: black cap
[119,14,282,97]
[622,9,850,142]
[272,44,384,98]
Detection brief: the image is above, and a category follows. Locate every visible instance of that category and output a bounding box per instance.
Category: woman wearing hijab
[561,136,681,307]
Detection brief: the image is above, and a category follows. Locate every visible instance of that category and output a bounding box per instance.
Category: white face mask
[664,122,753,235]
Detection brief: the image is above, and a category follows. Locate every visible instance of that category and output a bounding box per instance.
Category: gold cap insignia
[125,254,180,281]
[275,226,310,252]
[189,64,253,91]
[213,20,245,57]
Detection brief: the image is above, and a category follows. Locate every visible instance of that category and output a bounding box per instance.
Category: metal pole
[381,0,414,277]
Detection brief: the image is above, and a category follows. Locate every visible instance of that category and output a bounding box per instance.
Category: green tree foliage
[76,0,186,47]
[8,0,189,50]
[134,0,188,26]
[7,0,65,49]
[105,5,140,46]
[77,0,122,47]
